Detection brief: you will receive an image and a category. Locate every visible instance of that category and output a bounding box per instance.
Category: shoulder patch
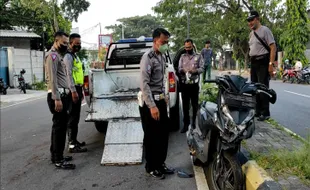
[51,54,57,61]
[148,51,155,59]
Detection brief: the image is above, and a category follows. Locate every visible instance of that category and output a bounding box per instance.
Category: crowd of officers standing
[46,9,274,175]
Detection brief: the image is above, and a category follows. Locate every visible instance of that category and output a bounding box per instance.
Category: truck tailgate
[85,98,139,121]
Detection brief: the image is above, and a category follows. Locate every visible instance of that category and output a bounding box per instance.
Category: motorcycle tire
[3,89,7,95]
[205,151,244,190]
[22,87,26,94]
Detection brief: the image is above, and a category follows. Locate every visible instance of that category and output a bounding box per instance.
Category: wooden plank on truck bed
[101,119,144,166]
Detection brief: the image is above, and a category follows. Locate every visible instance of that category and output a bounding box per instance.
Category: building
[0,30,43,87]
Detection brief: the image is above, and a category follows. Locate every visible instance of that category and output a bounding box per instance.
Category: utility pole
[53,0,59,32]
[121,24,124,39]
[186,0,190,39]
[42,24,46,82]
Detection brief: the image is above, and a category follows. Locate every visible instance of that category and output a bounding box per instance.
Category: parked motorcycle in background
[14,69,26,94]
[296,66,310,84]
[0,78,9,95]
[187,75,277,190]
[282,64,296,83]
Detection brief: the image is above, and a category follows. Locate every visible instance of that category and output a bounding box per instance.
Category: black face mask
[186,49,193,54]
[58,44,68,53]
[73,45,81,52]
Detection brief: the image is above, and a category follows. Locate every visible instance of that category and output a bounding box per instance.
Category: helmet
[20,69,26,74]
[284,59,289,63]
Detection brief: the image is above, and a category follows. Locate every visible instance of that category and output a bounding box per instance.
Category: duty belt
[153,93,165,101]
[48,88,70,94]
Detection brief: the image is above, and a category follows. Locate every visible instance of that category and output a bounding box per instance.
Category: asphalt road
[269,80,310,138]
[0,98,198,190]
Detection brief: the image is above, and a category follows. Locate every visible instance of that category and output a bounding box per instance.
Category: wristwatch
[269,62,273,65]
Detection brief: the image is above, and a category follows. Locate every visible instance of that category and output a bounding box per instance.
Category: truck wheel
[169,92,183,132]
[94,121,108,133]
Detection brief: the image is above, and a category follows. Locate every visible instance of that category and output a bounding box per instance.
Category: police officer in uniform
[64,33,87,153]
[247,10,276,121]
[179,39,204,133]
[139,28,174,179]
[46,31,75,169]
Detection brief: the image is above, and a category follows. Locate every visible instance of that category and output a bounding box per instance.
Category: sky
[72,0,160,49]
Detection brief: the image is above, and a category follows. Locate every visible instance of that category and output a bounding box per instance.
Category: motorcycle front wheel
[205,151,244,190]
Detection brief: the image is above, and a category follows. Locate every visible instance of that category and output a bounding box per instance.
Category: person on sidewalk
[45,31,75,169]
[63,33,87,153]
[201,40,213,82]
[139,28,174,179]
[179,39,204,133]
[247,10,276,121]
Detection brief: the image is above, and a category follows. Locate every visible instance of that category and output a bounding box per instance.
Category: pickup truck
[83,37,183,165]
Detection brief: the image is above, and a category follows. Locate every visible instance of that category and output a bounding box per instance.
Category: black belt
[251,54,269,60]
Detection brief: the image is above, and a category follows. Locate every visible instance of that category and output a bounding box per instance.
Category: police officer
[139,28,174,179]
[247,10,276,121]
[179,39,204,133]
[63,33,87,153]
[46,31,75,169]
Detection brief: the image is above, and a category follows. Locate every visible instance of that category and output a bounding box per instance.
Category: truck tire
[94,121,108,133]
[169,92,183,132]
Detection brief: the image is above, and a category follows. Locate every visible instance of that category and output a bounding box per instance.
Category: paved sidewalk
[0,89,46,107]
[242,121,310,189]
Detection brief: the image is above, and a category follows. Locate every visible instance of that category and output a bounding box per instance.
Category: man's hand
[150,106,160,121]
[55,100,63,112]
[189,68,197,74]
[268,63,274,76]
[72,91,79,103]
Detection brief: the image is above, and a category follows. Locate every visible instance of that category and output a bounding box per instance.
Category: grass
[249,139,310,185]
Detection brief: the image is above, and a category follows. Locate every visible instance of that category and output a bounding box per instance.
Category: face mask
[186,49,193,54]
[73,45,81,52]
[159,44,168,53]
[58,44,68,53]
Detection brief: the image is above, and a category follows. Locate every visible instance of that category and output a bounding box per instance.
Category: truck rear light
[83,75,89,96]
[168,72,176,92]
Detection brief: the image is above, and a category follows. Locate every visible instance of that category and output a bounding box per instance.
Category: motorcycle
[282,64,296,83]
[187,75,277,190]
[296,66,310,84]
[0,78,9,95]
[14,69,26,94]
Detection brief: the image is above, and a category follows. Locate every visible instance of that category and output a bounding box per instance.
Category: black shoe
[76,140,86,147]
[147,170,165,179]
[51,156,73,164]
[55,161,76,170]
[68,144,88,153]
[258,115,270,121]
[160,164,174,175]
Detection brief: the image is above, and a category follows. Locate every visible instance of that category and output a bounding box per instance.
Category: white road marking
[0,96,46,110]
[191,157,209,190]
[284,90,310,98]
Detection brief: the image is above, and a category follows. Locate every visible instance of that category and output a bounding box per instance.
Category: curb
[238,149,282,190]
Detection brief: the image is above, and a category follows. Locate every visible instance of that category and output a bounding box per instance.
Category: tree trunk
[53,0,59,32]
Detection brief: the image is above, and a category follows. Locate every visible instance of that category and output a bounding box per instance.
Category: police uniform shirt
[178,53,204,81]
[45,47,68,100]
[140,48,165,108]
[63,50,77,92]
[249,26,275,57]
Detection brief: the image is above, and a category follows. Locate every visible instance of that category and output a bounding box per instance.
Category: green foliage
[199,83,218,104]
[105,14,162,42]
[61,0,90,22]
[76,48,88,61]
[153,0,284,64]
[280,0,310,65]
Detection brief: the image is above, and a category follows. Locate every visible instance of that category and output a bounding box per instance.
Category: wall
[0,38,30,49]
[8,48,44,87]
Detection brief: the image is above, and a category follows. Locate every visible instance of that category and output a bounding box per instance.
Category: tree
[76,48,88,61]
[280,0,310,64]
[61,0,90,22]
[153,0,284,67]
[105,14,163,42]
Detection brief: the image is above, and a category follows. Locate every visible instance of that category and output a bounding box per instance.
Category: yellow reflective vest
[72,56,84,85]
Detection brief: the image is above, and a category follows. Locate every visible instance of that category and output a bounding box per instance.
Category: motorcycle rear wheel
[205,151,244,190]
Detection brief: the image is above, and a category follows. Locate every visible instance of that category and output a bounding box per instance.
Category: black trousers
[139,99,169,171]
[47,92,69,161]
[67,86,83,143]
[181,83,199,126]
[250,55,270,116]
